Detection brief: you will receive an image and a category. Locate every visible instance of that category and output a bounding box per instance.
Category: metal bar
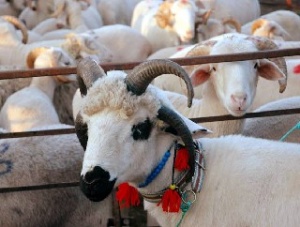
[0,182,79,193]
[0,48,299,80]
[1,108,300,139]
[0,128,75,139]
[191,108,300,123]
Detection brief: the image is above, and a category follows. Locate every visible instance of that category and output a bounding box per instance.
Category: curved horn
[201,9,212,25]
[222,18,241,32]
[76,58,106,96]
[26,47,49,69]
[251,18,266,34]
[125,59,194,107]
[248,36,288,93]
[157,106,196,180]
[1,15,28,44]
[183,43,213,74]
[50,1,66,18]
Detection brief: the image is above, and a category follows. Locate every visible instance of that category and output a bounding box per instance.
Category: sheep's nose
[231,93,247,107]
[80,166,116,202]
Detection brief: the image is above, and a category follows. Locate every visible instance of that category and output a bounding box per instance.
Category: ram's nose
[80,166,116,202]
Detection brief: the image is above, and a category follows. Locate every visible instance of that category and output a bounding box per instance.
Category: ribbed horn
[125,59,194,107]
[26,47,49,69]
[76,58,106,96]
[251,18,266,34]
[247,36,287,93]
[157,105,195,178]
[183,43,213,74]
[222,18,241,32]
[1,15,28,44]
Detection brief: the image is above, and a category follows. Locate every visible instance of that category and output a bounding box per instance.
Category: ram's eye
[254,62,258,69]
[211,67,216,72]
[131,118,152,140]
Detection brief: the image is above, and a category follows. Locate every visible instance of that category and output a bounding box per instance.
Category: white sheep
[132,0,199,52]
[0,125,113,226]
[0,0,24,17]
[0,47,76,132]
[242,96,300,143]
[196,17,241,42]
[195,0,260,25]
[74,57,300,227]
[84,24,152,62]
[50,0,103,32]
[241,10,300,41]
[96,0,141,25]
[18,0,55,29]
[151,34,287,137]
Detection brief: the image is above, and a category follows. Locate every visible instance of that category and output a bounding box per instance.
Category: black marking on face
[80,166,116,202]
[75,114,88,150]
[131,118,153,140]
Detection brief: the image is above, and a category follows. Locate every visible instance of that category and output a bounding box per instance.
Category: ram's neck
[29,76,57,100]
[138,138,190,227]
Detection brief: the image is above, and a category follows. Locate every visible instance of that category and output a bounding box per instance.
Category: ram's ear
[190,64,211,87]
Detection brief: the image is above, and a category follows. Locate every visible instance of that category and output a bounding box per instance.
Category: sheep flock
[0,0,299,226]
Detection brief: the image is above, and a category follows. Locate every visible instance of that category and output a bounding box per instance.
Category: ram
[74,58,300,227]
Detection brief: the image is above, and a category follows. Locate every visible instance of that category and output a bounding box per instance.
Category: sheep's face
[210,60,259,116]
[189,35,286,116]
[171,1,196,43]
[156,0,197,43]
[77,73,164,201]
[75,68,208,202]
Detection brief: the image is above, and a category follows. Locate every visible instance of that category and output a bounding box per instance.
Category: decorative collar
[140,141,205,203]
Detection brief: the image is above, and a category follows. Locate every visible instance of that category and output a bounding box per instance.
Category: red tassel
[174,147,190,171]
[116,183,140,209]
[158,184,181,212]
[293,64,300,74]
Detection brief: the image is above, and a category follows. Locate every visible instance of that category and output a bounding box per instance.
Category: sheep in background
[50,0,103,32]
[0,0,27,16]
[0,47,76,132]
[96,0,142,25]
[242,96,300,143]
[0,125,113,226]
[0,15,28,44]
[18,0,55,29]
[195,0,260,25]
[75,58,300,227]
[151,34,286,138]
[196,17,241,42]
[241,10,300,41]
[131,0,199,52]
